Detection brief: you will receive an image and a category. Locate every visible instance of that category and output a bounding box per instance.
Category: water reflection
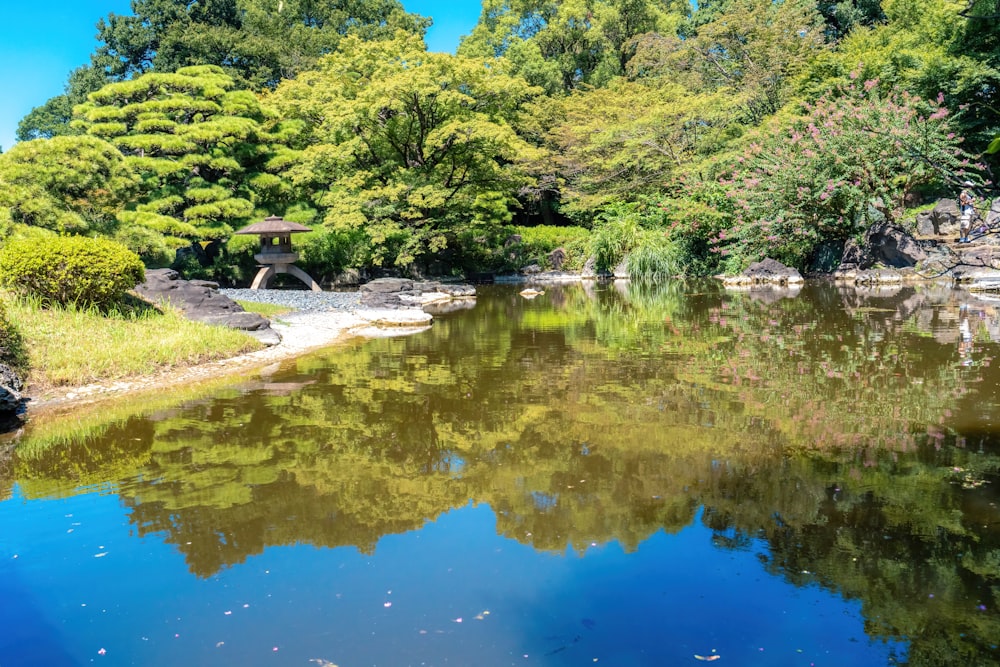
[5,282,1000,665]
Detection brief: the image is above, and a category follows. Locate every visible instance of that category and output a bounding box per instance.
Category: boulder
[915,199,962,237]
[134,268,275,337]
[867,220,928,268]
[722,258,803,286]
[836,221,931,275]
[360,278,414,293]
[0,363,25,431]
[548,247,567,270]
[359,278,476,310]
[987,197,1000,229]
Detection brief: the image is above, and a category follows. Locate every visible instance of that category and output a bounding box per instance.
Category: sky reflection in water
[5,281,1000,665]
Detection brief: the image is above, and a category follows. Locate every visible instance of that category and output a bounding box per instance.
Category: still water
[2,281,999,666]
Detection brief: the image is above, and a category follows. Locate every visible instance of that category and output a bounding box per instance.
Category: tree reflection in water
[9,281,1000,665]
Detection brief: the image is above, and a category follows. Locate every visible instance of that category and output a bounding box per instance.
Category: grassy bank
[2,292,265,394]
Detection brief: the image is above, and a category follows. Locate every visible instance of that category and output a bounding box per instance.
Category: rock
[835,221,933,278]
[330,269,362,287]
[522,264,542,275]
[722,258,804,286]
[613,259,630,279]
[854,268,903,285]
[359,278,476,310]
[867,220,928,268]
[134,268,275,337]
[548,247,567,270]
[987,197,1000,228]
[0,363,23,412]
[0,363,25,431]
[917,199,962,237]
[359,278,414,293]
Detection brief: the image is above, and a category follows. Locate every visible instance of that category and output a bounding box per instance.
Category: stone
[867,220,927,268]
[921,199,962,237]
[359,279,476,310]
[0,363,25,432]
[0,363,23,411]
[987,197,1000,229]
[134,268,275,336]
[722,258,803,286]
[548,247,567,270]
[359,278,414,293]
[836,221,931,276]
[613,259,630,279]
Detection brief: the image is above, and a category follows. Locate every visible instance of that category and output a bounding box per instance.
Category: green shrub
[0,236,145,309]
[511,225,591,269]
[0,300,28,377]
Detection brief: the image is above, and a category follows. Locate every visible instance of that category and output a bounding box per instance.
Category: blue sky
[0,0,483,152]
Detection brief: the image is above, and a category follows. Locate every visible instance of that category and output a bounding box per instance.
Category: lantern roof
[235,216,312,235]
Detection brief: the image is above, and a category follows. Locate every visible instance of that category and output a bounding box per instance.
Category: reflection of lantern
[234,216,321,291]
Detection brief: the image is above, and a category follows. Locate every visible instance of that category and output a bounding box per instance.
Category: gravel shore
[220,288,364,312]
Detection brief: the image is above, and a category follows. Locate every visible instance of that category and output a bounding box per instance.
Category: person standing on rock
[958,183,976,242]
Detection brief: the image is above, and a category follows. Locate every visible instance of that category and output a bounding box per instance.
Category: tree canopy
[5,0,999,279]
[73,65,296,243]
[271,32,544,267]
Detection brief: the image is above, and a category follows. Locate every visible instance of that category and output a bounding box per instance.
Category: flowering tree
[711,78,987,269]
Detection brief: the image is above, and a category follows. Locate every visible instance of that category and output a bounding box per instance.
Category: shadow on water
[3,281,1000,664]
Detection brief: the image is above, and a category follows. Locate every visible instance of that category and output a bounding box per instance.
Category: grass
[2,292,264,393]
[235,300,294,317]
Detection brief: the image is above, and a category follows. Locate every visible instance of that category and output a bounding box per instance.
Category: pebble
[220,289,362,313]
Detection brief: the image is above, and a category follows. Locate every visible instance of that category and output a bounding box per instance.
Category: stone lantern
[234,215,321,291]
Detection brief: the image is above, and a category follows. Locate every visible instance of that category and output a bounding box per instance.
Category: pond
[2,281,999,666]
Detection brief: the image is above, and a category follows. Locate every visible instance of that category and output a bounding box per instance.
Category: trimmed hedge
[0,237,145,310]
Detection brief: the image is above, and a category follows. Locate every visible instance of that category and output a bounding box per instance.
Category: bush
[0,236,145,309]
[0,301,28,377]
[511,225,591,270]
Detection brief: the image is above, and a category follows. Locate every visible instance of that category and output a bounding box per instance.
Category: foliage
[0,136,136,235]
[535,78,732,218]
[0,237,145,310]
[0,300,28,377]
[636,0,829,123]
[92,0,430,89]
[458,0,689,94]
[272,33,544,268]
[73,65,298,244]
[711,79,984,269]
[801,0,1000,162]
[18,0,430,141]
[587,200,672,274]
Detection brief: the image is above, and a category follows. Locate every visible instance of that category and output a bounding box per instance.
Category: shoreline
[23,307,433,417]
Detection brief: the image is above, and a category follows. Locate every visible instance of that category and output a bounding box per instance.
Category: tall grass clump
[3,296,261,392]
[626,243,677,284]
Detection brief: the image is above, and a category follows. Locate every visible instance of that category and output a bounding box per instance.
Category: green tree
[271,33,544,269]
[18,0,430,141]
[635,0,828,124]
[802,0,1000,162]
[93,0,430,89]
[73,65,298,245]
[459,0,689,94]
[533,78,731,217]
[0,136,136,236]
